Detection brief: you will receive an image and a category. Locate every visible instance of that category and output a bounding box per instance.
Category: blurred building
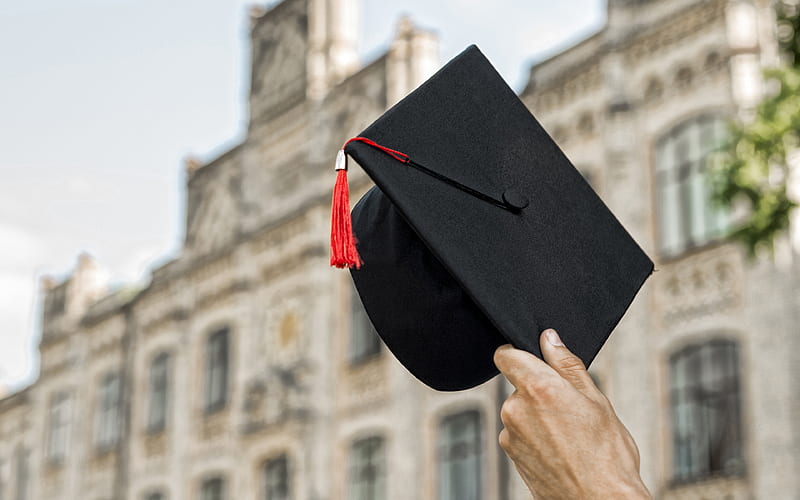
[0,0,797,499]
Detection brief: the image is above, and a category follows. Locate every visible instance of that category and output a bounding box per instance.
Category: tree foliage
[709,0,800,256]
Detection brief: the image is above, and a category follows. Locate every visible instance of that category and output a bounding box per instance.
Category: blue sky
[0,0,604,391]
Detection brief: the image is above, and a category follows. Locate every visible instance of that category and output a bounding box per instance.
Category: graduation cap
[330,45,653,391]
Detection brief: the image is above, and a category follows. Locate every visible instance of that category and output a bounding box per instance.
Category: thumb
[539,329,595,394]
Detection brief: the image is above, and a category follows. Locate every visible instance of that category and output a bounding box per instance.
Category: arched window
[94,373,122,450]
[200,477,225,500]
[205,328,230,413]
[46,391,70,464]
[669,339,744,483]
[655,115,729,257]
[347,436,386,500]
[263,455,290,500]
[438,411,482,500]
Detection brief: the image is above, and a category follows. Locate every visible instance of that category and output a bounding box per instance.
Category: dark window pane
[94,374,121,449]
[201,478,224,500]
[655,116,730,257]
[347,436,385,500]
[669,340,744,483]
[147,353,170,433]
[46,392,70,463]
[205,329,230,413]
[438,411,482,500]
[264,455,290,500]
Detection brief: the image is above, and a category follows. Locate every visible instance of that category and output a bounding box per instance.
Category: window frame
[668,338,745,485]
[654,114,730,259]
[200,476,225,500]
[437,410,483,500]
[204,328,230,414]
[346,436,386,500]
[147,352,171,434]
[263,454,291,500]
[94,373,122,451]
[45,391,70,464]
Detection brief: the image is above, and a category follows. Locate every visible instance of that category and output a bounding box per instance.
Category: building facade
[0,0,798,499]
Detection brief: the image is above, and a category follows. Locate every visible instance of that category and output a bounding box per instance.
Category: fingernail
[544,329,564,346]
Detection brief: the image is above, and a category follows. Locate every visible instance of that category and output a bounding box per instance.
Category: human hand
[494,329,652,500]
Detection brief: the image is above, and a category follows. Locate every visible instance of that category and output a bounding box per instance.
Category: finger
[494,344,553,389]
[539,329,596,395]
[498,427,512,454]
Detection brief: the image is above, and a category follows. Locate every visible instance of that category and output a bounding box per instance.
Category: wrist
[608,477,651,500]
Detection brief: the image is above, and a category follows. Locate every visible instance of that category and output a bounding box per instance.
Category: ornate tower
[247,0,359,127]
[39,253,108,341]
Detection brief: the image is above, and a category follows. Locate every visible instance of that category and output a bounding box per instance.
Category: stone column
[598,46,661,492]
[386,17,440,107]
[308,0,360,100]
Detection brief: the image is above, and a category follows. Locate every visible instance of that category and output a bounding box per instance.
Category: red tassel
[330,153,362,269]
[330,137,411,269]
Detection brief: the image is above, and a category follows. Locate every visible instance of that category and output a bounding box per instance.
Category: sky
[0,0,604,391]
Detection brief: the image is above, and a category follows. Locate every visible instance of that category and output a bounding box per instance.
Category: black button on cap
[502,189,529,210]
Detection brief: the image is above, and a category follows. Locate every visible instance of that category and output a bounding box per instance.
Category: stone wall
[1,0,797,499]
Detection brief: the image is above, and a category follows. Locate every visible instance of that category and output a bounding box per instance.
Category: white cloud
[0,222,43,268]
[0,223,43,388]
[115,244,172,285]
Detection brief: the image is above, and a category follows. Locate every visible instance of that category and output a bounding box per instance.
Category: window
[46,392,70,463]
[95,373,122,450]
[200,477,224,500]
[669,340,744,483]
[347,436,385,500]
[263,455,290,500]
[349,290,381,364]
[655,116,729,257]
[13,448,28,500]
[147,352,170,433]
[438,411,482,500]
[205,329,229,413]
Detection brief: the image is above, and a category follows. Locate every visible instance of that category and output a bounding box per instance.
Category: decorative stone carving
[655,245,744,325]
[249,0,308,124]
[241,360,313,434]
[185,167,241,256]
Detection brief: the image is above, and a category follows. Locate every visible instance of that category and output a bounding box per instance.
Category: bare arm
[494,329,652,500]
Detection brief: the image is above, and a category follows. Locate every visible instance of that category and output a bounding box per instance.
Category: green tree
[709,0,800,255]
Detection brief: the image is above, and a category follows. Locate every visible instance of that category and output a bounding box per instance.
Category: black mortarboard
[330,45,653,391]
